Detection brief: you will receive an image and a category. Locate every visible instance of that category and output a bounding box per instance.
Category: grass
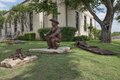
[0,40,120,80]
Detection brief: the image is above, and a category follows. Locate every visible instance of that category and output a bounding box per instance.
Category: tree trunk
[100,24,112,43]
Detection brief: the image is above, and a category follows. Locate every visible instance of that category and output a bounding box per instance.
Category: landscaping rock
[29,47,71,54]
[0,56,37,68]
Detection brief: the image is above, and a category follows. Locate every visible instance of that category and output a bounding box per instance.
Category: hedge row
[73,35,90,41]
[17,27,90,41]
[38,27,77,41]
[38,28,50,41]
[17,33,36,41]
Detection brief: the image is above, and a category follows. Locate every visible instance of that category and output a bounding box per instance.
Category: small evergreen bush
[38,28,50,40]
[73,35,90,41]
[61,27,77,41]
[17,33,36,41]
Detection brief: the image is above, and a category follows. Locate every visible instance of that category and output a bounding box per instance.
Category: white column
[57,0,66,27]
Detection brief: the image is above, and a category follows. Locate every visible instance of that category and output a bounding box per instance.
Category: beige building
[1,0,96,40]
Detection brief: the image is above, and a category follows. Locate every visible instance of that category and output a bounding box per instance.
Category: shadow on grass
[7,53,82,80]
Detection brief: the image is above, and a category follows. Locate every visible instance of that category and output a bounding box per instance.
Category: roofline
[3,0,29,15]
[19,0,29,5]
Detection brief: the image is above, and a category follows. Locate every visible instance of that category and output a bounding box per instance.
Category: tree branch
[101,0,114,23]
[111,0,115,4]
[101,0,114,8]
[82,2,103,26]
[101,0,107,7]
[105,0,113,9]
[114,1,120,13]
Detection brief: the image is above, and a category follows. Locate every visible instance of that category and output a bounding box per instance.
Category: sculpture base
[0,56,37,68]
[29,47,71,54]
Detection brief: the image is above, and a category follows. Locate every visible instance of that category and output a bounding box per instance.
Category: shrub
[88,26,94,39]
[38,28,50,40]
[93,28,101,40]
[17,33,36,41]
[17,36,25,40]
[61,27,77,41]
[38,27,76,41]
[24,33,36,41]
[112,32,120,36]
[73,35,90,41]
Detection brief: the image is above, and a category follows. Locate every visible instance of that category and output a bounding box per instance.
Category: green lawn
[0,40,120,80]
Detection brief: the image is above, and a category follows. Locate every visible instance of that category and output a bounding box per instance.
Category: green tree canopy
[116,15,120,22]
[6,4,31,32]
[0,10,7,30]
[6,4,30,23]
[29,0,59,15]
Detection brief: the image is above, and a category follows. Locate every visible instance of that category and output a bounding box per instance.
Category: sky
[0,0,120,32]
[0,0,25,10]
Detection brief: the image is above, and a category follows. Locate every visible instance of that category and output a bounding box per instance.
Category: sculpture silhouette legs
[51,38,59,49]
[46,37,52,49]
[46,36,59,49]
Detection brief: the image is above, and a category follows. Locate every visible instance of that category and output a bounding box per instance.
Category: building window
[75,11,79,30]
[14,18,17,32]
[29,12,33,31]
[84,16,87,31]
[5,22,7,34]
[7,22,12,37]
[21,15,24,32]
[90,18,92,26]
[9,22,11,28]
[52,14,58,20]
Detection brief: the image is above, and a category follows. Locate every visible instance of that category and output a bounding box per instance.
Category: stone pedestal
[0,56,37,68]
[29,47,71,54]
